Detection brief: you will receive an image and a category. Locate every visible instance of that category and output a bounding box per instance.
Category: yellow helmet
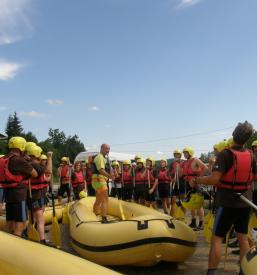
[183,147,194,157]
[40,154,47,160]
[173,149,182,155]
[61,157,68,162]
[252,140,257,147]
[226,138,234,148]
[111,161,119,167]
[160,159,167,166]
[213,140,227,153]
[146,157,156,166]
[123,159,131,165]
[136,158,145,166]
[134,155,141,160]
[25,142,37,152]
[8,136,27,152]
[79,190,87,199]
[0,154,4,158]
[27,145,42,158]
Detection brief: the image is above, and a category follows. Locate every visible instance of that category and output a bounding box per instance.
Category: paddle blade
[205,214,215,243]
[173,205,185,222]
[62,203,70,225]
[119,200,125,221]
[28,224,40,242]
[204,212,211,239]
[51,216,61,247]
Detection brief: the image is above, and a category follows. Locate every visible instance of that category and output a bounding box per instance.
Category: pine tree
[5,112,24,138]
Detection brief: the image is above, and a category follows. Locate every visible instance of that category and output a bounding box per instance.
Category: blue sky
[1,0,257,159]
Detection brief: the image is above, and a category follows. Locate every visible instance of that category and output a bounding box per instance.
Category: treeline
[0,112,86,174]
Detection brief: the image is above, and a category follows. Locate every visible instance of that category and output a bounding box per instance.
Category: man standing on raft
[91,144,115,224]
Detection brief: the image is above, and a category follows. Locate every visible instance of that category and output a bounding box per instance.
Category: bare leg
[170,196,177,216]
[208,235,223,269]
[237,232,250,263]
[101,190,109,217]
[34,209,45,241]
[13,221,27,237]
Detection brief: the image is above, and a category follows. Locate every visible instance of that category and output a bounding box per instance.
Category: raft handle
[137,220,149,230]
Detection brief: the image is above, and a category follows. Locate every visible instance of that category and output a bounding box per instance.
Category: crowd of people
[0,121,257,275]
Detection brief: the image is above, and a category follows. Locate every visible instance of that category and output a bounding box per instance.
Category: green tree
[24,131,38,143]
[5,112,24,138]
[245,131,257,149]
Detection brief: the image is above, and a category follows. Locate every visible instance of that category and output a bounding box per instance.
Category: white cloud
[46,99,64,105]
[0,60,24,80]
[156,151,164,155]
[0,0,32,45]
[20,111,47,118]
[177,0,202,9]
[0,106,7,111]
[88,106,100,112]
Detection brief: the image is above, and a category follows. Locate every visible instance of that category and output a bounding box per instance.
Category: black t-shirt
[213,146,256,208]
[5,153,34,203]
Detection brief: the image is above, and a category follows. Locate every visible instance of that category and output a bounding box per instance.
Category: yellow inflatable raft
[0,231,119,275]
[69,197,197,266]
[242,246,257,275]
[0,206,63,230]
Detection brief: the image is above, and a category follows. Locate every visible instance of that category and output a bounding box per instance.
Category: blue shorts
[213,206,251,238]
[0,188,5,203]
[6,200,27,222]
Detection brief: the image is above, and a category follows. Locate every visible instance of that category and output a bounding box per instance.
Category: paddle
[62,163,72,224]
[27,179,40,242]
[50,175,61,247]
[174,163,185,221]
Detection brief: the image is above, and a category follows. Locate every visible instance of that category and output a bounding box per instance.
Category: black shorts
[110,187,123,199]
[134,184,148,201]
[27,197,46,210]
[87,184,95,196]
[6,200,27,222]
[213,206,251,238]
[158,183,170,198]
[253,190,257,205]
[145,185,156,202]
[58,184,71,197]
[123,184,133,201]
[73,185,84,200]
[171,179,187,197]
[0,188,5,203]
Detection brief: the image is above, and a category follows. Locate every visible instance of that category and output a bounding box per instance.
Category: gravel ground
[47,221,240,275]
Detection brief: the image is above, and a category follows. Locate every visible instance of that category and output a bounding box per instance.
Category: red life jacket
[135,169,147,184]
[61,165,70,184]
[171,160,184,177]
[85,169,93,184]
[158,169,170,184]
[72,171,85,188]
[217,149,253,191]
[123,171,132,184]
[0,155,27,188]
[147,169,156,185]
[183,158,201,182]
[114,173,121,184]
[31,174,48,190]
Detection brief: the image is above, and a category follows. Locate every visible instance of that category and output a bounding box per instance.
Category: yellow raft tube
[0,231,119,275]
[242,246,257,275]
[69,197,197,266]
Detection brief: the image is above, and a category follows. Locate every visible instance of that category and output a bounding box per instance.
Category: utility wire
[110,126,233,147]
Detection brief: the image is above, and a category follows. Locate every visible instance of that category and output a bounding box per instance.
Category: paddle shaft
[238,194,257,211]
[28,179,35,225]
[51,174,56,217]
